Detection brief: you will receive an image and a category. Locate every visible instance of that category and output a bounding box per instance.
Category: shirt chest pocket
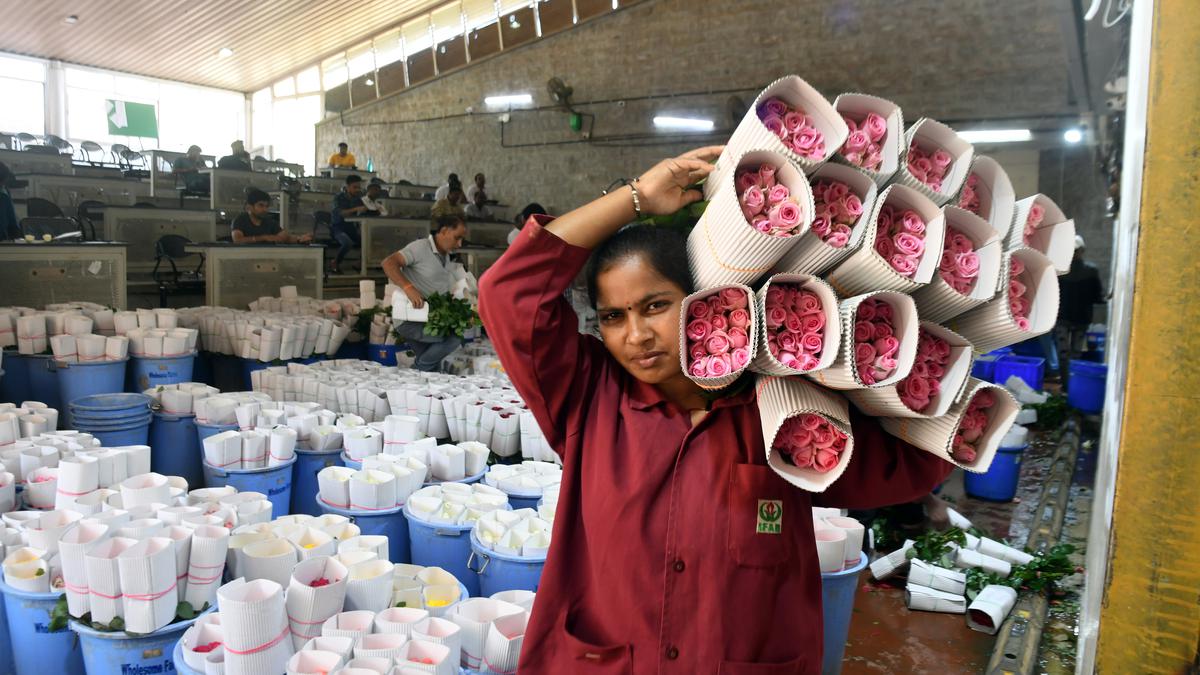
[726,463,799,568]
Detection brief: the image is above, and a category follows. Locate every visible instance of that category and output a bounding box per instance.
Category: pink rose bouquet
[853,298,899,385]
[896,328,951,414]
[938,226,981,294]
[874,203,927,278]
[809,178,860,249]
[958,173,983,215]
[840,112,888,171]
[686,287,753,379]
[774,413,849,474]
[736,163,806,238]
[1008,257,1031,331]
[757,97,827,161]
[763,284,827,372]
[1023,202,1045,245]
[906,140,954,193]
[951,389,996,463]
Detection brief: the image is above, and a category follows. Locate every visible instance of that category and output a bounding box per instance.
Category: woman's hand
[634,146,724,216]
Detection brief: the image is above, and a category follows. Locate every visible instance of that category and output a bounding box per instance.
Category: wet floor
[839,420,1093,675]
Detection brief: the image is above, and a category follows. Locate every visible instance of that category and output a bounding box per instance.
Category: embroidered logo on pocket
[757,499,782,534]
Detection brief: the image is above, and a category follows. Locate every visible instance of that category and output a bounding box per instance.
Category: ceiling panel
[0,0,448,92]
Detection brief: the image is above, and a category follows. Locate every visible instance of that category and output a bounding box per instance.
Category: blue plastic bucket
[291,448,345,516]
[196,422,238,446]
[969,348,1012,383]
[341,451,363,471]
[129,353,196,392]
[0,351,32,405]
[335,341,367,361]
[172,639,202,675]
[202,457,296,518]
[71,611,206,675]
[0,586,15,675]
[368,343,399,366]
[55,358,128,423]
[241,358,272,391]
[468,531,545,596]
[964,444,1026,502]
[0,581,84,675]
[404,506,489,596]
[68,392,153,416]
[75,420,153,447]
[820,552,868,675]
[341,452,485,485]
[25,355,62,411]
[149,412,204,488]
[317,498,411,562]
[1085,330,1106,361]
[1068,360,1107,414]
[501,490,542,511]
[993,355,1046,391]
[191,351,214,387]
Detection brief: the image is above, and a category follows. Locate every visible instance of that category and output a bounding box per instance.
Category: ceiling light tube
[956,128,1033,144]
[653,116,715,132]
[484,94,533,107]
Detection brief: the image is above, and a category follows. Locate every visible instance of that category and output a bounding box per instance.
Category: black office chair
[26,197,64,218]
[21,217,82,239]
[76,200,105,240]
[152,234,205,307]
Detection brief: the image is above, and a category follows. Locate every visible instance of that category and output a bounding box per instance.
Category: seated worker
[508,202,547,245]
[231,188,312,244]
[434,173,459,202]
[171,145,210,193]
[217,140,252,171]
[464,189,493,221]
[430,185,466,226]
[0,162,24,240]
[330,174,367,274]
[328,142,357,169]
[362,182,390,216]
[382,214,470,372]
[465,172,488,204]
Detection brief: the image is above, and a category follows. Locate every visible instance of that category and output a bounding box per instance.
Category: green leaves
[49,594,69,632]
[176,601,198,620]
[908,527,968,568]
[637,200,709,233]
[353,305,385,339]
[1029,393,1068,430]
[395,601,407,608]
[419,293,480,339]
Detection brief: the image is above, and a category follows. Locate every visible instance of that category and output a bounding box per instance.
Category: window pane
[347,43,375,79]
[65,87,113,142]
[322,55,348,89]
[273,76,296,97]
[65,67,113,91]
[252,87,272,111]
[0,78,45,135]
[0,54,46,83]
[464,0,499,30]
[374,30,404,67]
[432,2,464,43]
[402,16,433,54]
[296,67,321,94]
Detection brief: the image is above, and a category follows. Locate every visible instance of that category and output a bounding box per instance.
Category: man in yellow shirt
[328,142,357,169]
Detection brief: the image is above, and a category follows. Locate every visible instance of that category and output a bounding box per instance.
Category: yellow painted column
[1096,0,1200,672]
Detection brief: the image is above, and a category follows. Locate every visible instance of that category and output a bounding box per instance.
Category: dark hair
[431,214,465,234]
[586,225,692,307]
[345,174,362,185]
[474,173,484,182]
[447,173,459,182]
[366,182,381,192]
[338,142,348,148]
[518,202,547,224]
[245,187,270,205]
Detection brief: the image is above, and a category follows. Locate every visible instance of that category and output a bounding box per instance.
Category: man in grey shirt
[382,214,470,372]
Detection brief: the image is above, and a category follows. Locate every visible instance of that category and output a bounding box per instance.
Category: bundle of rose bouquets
[679,74,1065,492]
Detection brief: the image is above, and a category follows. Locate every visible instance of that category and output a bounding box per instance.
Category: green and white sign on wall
[106,100,158,138]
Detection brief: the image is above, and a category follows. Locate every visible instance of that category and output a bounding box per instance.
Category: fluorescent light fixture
[1063,128,1084,143]
[653,116,715,132]
[957,128,1032,144]
[217,47,234,58]
[364,78,375,86]
[484,94,533,107]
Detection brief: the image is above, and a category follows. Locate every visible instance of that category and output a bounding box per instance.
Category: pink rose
[783,111,807,136]
[729,308,751,330]
[974,390,996,407]
[710,314,729,332]
[864,112,888,142]
[688,342,707,361]
[901,210,926,235]
[1028,203,1045,226]
[811,216,831,236]
[708,297,724,315]
[911,362,930,379]
[873,321,894,340]
[685,319,711,342]
[955,252,981,279]
[1015,317,1031,331]
[705,332,731,355]
[910,156,933,179]
[767,184,791,206]
[814,449,840,473]
[873,355,897,378]
[939,250,958,272]
[766,287,786,306]
[874,335,900,358]
[826,225,851,248]
[841,114,858,133]
[827,182,850,202]
[796,293,820,315]
[752,216,771,233]
[842,194,864,220]
[727,327,749,350]
[931,149,953,169]
[857,365,877,385]
[905,375,931,400]
[789,427,814,449]
[844,130,870,154]
[893,232,925,257]
[901,394,930,413]
[800,413,823,431]
[927,362,945,379]
[1009,279,1027,298]
[961,425,982,443]
[766,307,787,329]
[855,342,876,365]
[736,171,760,194]
[741,185,766,219]
[874,237,895,259]
[762,114,786,138]
[797,353,820,371]
[731,347,750,371]
[720,288,748,309]
[704,354,731,378]
[689,356,709,378]
[800,313,825,334]
[792,126,820,154]
[875,301,893,322]
[778,332,799,353]
[784,314,803,334]
[687,300,711,320]
[800,332,823,353]
[1011,257,1026,276]
[856,301,876,322]
[768,202,803,234]
[864,149,883,171]
[877,206,894,232]
[758,164,778,189]
[777,351,801,370]
[953,443,977,464]
[854,321,874,342]
[950,232,973,254]
[762,98,788,118]
[812,426,836,449]
[889,253,918,277]
[790,445,816,468]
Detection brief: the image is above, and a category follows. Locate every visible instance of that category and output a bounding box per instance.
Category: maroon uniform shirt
[478,218,951,674]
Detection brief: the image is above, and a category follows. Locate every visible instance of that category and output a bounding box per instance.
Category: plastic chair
[26,197,64,219]
[0,133,14,150]
[152,234,205,307]
[79,141,105,164]
[76,200,105,240]
[21,217,82,239]
[15,132,36,149]
[43,135,73,155]
[111,143,131,167]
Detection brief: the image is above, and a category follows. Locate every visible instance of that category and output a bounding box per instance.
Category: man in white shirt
[465,173,488,204]
[433,172,459,202]
[464,190,493,221]
[362,182,390,216]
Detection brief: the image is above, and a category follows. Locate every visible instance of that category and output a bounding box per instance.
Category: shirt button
[666,646,679,660]
[673,560,685,573]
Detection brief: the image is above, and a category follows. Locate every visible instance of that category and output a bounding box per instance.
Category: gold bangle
[628,179,643,218]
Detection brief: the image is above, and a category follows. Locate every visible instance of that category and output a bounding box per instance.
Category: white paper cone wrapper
[344,559,394,612]
[880,377,1019,473]
[844,322,974,419]
[318,467,356,510]
[59,520,110,616]
[288,528,336,560]
[240,431,269,469]
[954,548,1013,577]
[947,248,1059,353]
[204,431,243,471]
[182,622,226,671]
[25,468,58,509]
[50,334,77,363]
[678,284,759,390]
[967,585,1018,635]
[353,632,409,661]
[772,163,879,278]
[286,556,350,648]
[1007,194,1076,274]
[117,537,178,634]
[3,551,50,592]
[909,207,1002,325]
[344,656,392,673]
[722,74,849,173]
[105,336,130,360]
[120,472,172,507]
[242,538,300,588]
[688,150,813,290]
[55,455,100,510]
[869,542,914,580]
[755,375,854,493]
[948,507,973,531]
[430,445,466,482]
[908,559,967,594]
[185,525,229,609]
[893,118,974,205]
[375,606,431,636]
[299,636,356,665]
[217,578,295,675]
[16,315,47,355]
[905,582,967,614]
[460,442,491,478]
[321,611,376,642]
[953,155,1015,241]
[813,527,847,573]
[447,598,524,670]
[26,510,83,553]
[824,184,946,297]
[824,516,865,569]
[286,649,344,675]
[807,291,919,391]
[976,537,1034,566]
[748,274,840,376]
[478,610,526,675]
[164,525,192,603]
[831,92,904,186]
[345,428,383,461]
[0,473,14,513]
